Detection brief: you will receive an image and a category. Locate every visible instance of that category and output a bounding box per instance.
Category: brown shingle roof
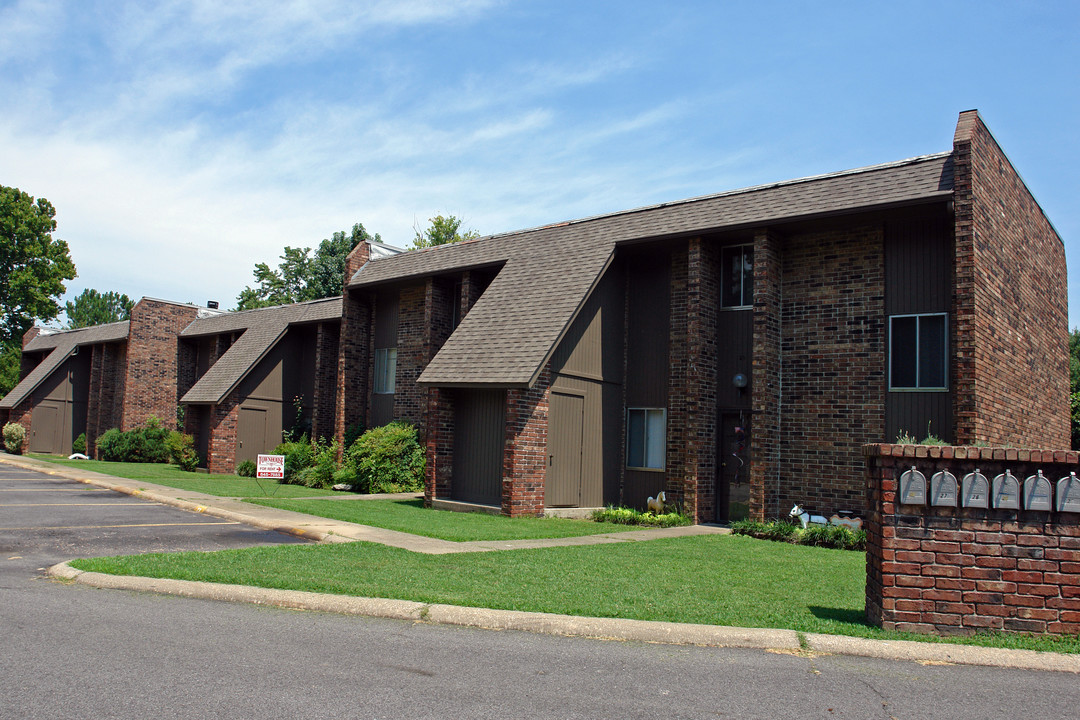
[348,152,953,387]
[180,297,341,404]
[0,321,130,409]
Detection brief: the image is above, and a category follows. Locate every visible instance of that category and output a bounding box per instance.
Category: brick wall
[121,299,199,430]
[395,284,427,427]
[425,387,454,504]
[776,224,886,517]
[751,229,783,520]
[952,110,1069,448]
[311,321,339,440]
[206,396,239,474]
[336,291,372,446]
[866,443,1080,636]
[667,238,720,522]
[503,365,550,517]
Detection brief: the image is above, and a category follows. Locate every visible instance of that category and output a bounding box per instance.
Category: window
[626,408,666,470]
[889,314,947,390]
[721,244,754,308]
[374,348,397,394]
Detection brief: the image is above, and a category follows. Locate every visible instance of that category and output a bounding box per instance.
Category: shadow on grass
[808,605,870,627]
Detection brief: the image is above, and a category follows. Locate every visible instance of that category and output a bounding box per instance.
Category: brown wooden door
[237,406,269,464]
[547,391,584,507]
[30,404,61,454]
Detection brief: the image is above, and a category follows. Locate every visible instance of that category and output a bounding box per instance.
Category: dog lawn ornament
[647,491,666,514]
[789,504,827,529]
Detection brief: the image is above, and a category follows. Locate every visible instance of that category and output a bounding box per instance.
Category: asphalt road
[2,463,1079,719]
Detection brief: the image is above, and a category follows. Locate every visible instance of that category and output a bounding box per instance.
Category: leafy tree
[411,214,479,249]
[0,341,21,397]
[64,289,134,328]
[0,186,77,345]
[235,223,380,311]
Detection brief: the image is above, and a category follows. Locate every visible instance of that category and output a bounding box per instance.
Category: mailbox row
[898,468,1080,513]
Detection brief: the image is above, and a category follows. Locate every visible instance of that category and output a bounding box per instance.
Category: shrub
[3,422,26,454]
[165,430,198,472]
[343,422,425,493]
[272,439,313,484]
[730,518,865,551]
[95,418,171,463]
[236,460,257,477]
[591,505,693,528]
[72,433,87,455]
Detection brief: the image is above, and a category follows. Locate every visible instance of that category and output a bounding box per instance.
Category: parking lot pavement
[0,463,304,577]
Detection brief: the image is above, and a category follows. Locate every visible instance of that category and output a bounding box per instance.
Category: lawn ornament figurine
[789,504,863,530]
[789,504,827,528]
[647,491,666,514]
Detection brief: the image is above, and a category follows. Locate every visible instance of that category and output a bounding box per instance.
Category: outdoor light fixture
[732,373,748,389]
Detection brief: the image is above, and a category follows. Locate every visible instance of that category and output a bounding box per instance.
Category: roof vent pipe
[207,301,219,309]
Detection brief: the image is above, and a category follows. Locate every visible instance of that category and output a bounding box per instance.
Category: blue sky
[2,1,1078,323]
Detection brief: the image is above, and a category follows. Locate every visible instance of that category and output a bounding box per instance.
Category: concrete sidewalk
[8,454,1080,674]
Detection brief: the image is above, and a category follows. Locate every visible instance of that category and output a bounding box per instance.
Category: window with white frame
[626,408,666,470]
[889,314,947,390]
[721,244,754,308]
[374,348,397,394]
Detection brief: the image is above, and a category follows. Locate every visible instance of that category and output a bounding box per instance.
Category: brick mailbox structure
[865,443,1080,636]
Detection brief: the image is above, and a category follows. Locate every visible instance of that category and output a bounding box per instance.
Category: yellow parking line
[0,488,110,492]
[0,521,241,530]
[0,502,154,507]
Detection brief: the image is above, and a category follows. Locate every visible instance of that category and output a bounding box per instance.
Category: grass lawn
[25,455,337,498]
[70,534,1080,654]
[247,497,636,541]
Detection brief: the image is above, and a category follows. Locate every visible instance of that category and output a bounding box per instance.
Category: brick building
[0,298,205,456]
[178,296,344,474]
[337,110,1069,521]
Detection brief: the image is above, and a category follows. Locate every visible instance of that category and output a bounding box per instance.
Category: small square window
[721,245,753,308]
[374,348,397,394]
[889,314,947,390]
[626,408,666,470]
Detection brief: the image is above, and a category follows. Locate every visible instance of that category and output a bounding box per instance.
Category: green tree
[0,186,77,345]
[0,341,21,397]
[411,214,479,249]
[64,289,134,328]
[235,223,380,311]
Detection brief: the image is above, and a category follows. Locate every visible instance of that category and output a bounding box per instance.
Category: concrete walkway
[7,454,1080,674]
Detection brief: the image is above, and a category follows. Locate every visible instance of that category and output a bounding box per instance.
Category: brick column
[750,228,782,520]
[311,322,339,441]
[335,291,372,447]
[425,387,454,506]
[503,366,550,517]
[666,245,689,506]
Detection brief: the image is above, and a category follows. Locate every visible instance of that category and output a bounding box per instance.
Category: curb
[47,562,1080,673]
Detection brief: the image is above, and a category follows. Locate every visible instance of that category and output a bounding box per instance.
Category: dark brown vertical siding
[885,213,954,443]
[451,389,505,505]
[623,251,670,508]
[548,266,624,507]
[715,308,753,411]
[237,342,286,454]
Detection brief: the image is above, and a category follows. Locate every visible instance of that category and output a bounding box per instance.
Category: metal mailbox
[930,470,958,507]
[1057,472,1080,513]
[962,470,989,508]
[899,466,926,505]
[992,470,1020,510]
[1023,470,1052,512]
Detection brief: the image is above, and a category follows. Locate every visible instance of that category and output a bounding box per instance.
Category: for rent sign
[257,454,285,480]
